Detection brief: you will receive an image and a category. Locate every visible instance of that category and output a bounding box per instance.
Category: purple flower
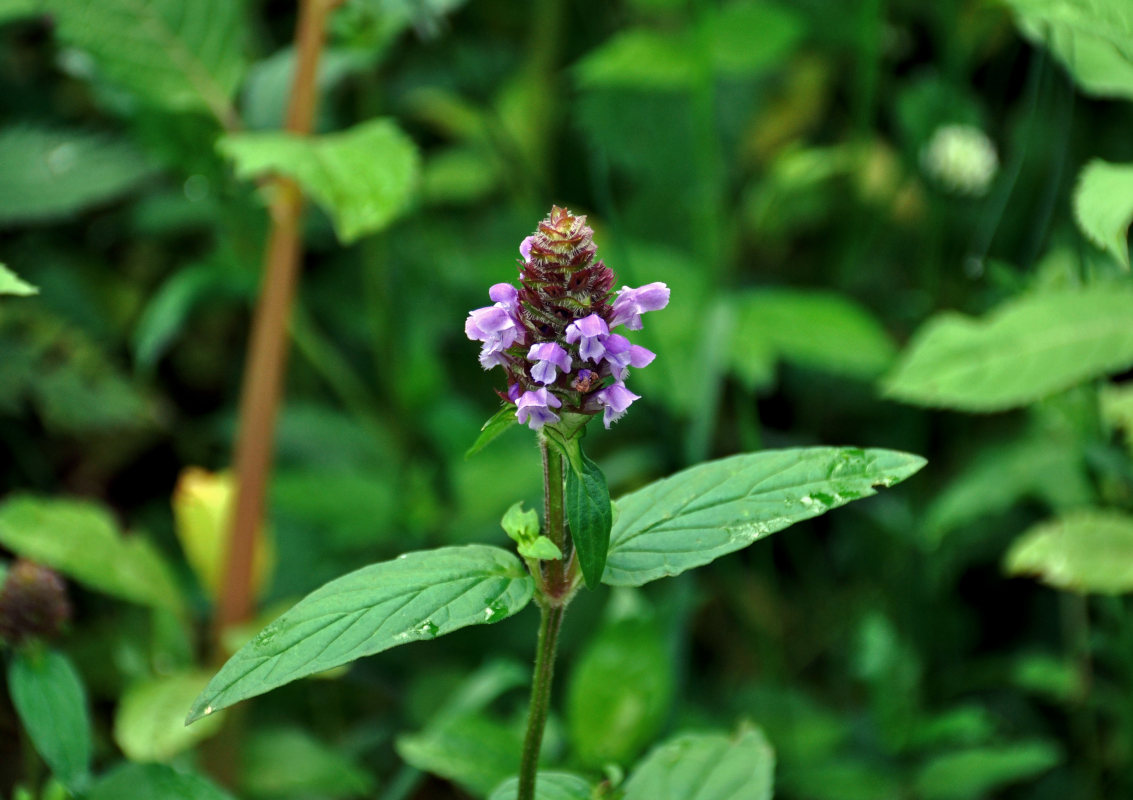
[601,333,655,381]
[466,283,522,369]
[610,282,670,330]
[519,236,534,261]
[564,314,610,362]
[590,382,640,428]
[516,388,563,430]
[527,342,572,385]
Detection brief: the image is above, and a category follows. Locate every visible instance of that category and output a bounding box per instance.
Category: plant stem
[517,601,565,800]
[215,0,339,649]
[541,438,568,593]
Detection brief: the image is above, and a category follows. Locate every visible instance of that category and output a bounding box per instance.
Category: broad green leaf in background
[564,442,613,588]
[1005,0,1133,100]
[87,763,235,800]
[730,289,896,382]
[489,772,593,800]
[1006,509,1133,594]
[0,126,153,224]
[567,608,674,766]
[1074,160,1133,269]
[240,728,376,799]
[923,436,1091,542]
[0,496,184,612]
[113,671,225,763]
[133,259,256,370]
[188,545,534,722]
[172,467,273,603]
[913,741,1060,800]
[0,0,41,24]
[883,286,1133,411]
[397,712,526,797]
[0,263,38,296]
[45,0,246,122]
[574,2,804,90]
[622,728,775,800]
[603,447,925,586]
[9,648,93,793]
[218,118,420,243]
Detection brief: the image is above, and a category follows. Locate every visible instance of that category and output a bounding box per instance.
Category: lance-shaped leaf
[467,406,520,459]
[187,545,533,723]
[564,441,612,588]
[622,728,775,800]
[45,0,245,123]
[1006,510,1133,594]
[883,287,1133,412]
[1074,160,1133,269]
[603,447,925,587]
[218,119,420,243]
[489,772,593,800]
[9,648,93,793]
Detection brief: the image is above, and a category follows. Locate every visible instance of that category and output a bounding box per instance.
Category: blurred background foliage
[1,0,1133,798]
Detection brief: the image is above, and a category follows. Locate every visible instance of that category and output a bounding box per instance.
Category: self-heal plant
[188,207,927,800]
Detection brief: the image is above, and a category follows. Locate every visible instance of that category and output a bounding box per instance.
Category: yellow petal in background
[172,468,273,604]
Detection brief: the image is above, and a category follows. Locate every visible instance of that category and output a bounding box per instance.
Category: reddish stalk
[214,0,342,650]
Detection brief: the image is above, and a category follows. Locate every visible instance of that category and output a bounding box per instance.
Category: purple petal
[515,388,563,430]
[519,236,534,261]
[610,282,670,330]
[591,382,641,428]
[489,283,518,307]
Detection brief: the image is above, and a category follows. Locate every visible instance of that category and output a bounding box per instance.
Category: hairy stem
[215,0,340,649]
[517,601,565,800]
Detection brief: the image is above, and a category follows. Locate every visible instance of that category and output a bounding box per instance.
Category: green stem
[540,438,568,594]
[517,601,565,800]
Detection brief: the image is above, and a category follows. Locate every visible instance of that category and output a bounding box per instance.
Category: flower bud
[0,560,71,646]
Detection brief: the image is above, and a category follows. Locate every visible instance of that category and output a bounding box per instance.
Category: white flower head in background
[920,124,999,196]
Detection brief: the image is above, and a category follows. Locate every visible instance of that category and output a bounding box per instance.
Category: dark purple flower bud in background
[0,560,71,646]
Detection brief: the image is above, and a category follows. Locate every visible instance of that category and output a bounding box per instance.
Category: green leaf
[489,772,593,800]
[501,501,540,544]
[0,126,153,225]
[0,264,37,296]
[0,0,42,24]
[133,259,255,370]
[218,118,420,243]
[567,609,674,766]
[87,763,236,800]
[113,671,225,763]
[397,713,525,797]
[702,1,805,79]
[467,406,521,459]
[188,545,533,722]
[1005,0,1133,100]
[45,0,245,121]
[240,728,376,799]
[913,741,1060,800]
[604,447,925,587]
[731,289,897,382]
[8,649,93,792]
[0,495,185,612]
[574,29,699,91]
[883,286,1133,411]
[518,536,563,561]
[565,443,613,588]
[924,436,1091,541]
[623,728,775,800]
[1074,160,1133,269]
[1006,510,1133,594]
